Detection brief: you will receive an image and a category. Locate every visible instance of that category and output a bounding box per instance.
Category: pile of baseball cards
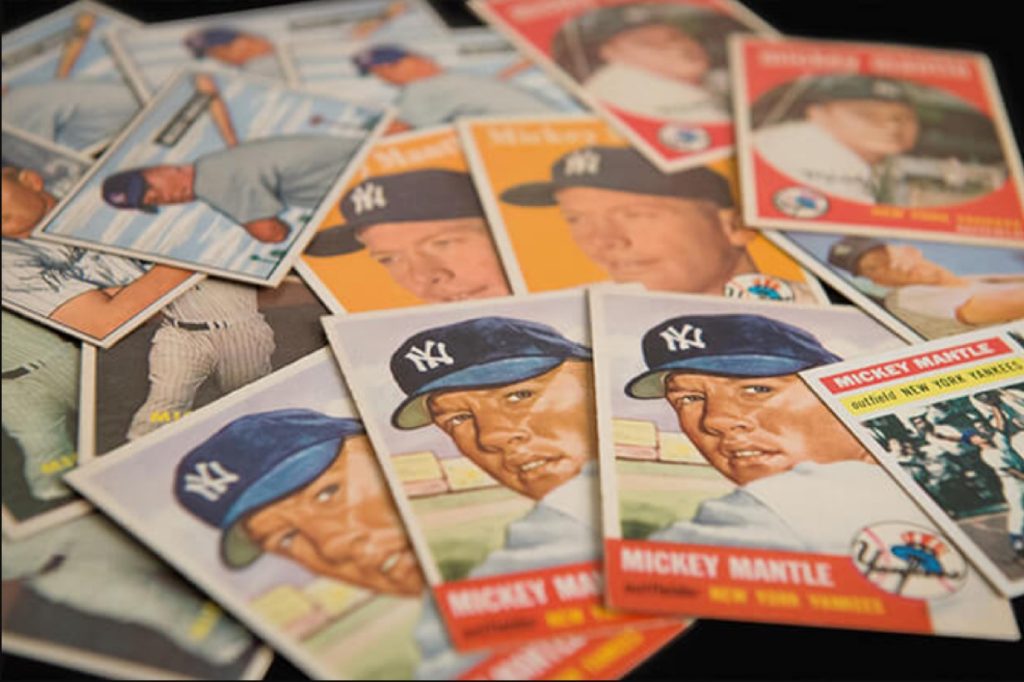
[3,0,1023,679]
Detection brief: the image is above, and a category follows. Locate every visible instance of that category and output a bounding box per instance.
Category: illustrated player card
[803,324,1024,597]
[1,0,142,155]
[470,0,777,172]
[298,126,513,313]
[460,114,826,302]
[2,125,203,349]
[767,230,1024,342]
[732,36,1024,248]
[33,68,390,287]
[324,290,678,653]
[66,349,688,679]
[591,288,1020,639]
[2,512,272,680]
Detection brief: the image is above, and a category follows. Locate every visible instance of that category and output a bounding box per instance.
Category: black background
[2,1,1021,679]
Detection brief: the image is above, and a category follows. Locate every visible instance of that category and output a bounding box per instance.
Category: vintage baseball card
[802,324,1024,598]
[1,0,142,156]
[80,272,330,460]
[107,0,450,100]
[470,0,777,172]
[732,36,1024,248]
[767,230,1024,342]
[298,126,513,313]
[324,290,680,653]
[2,512,272,680]
[65,349,687,679]
[31,68,390,287]
[2,125,204,349]
[459,114,827,302]
[591,288,1020,638]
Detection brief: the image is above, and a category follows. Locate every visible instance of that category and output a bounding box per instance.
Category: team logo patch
[657,125,710,152]
[773,186,829,218]
[563,149,601,176]
[350,181,388,215]
[724,274,796,302]
[183,461,240,502]
[850,522,967,599]
[405,339,454,372]
[659,324,705,352]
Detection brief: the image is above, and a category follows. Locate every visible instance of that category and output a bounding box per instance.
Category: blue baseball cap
[101,169,157,214]
[352,45,415,75]
[625,314,842,399]
[184,27,243,58]
[390,316,591,429]
[174,409,366,568]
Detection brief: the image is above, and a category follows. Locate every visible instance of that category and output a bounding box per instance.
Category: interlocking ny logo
[660,324,705,352]
[564,149,601,176]
[184,461,240,502]
[351,182,387,215]
[405,340,454,372]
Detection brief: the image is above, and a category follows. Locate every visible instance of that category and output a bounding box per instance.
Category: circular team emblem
[658,125,710,152]
[773,186,829,218]
[850,522,967,599]
[723,274,795,302]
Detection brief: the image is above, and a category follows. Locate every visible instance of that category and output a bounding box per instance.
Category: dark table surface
[1,0,1021,679]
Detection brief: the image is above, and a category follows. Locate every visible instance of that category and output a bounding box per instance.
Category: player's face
[369,55,440,85]
[1,167,56,237]
[244,435,424,596]
[599,24,709,84]
[141,166,196,205]
[428,360,596,500]
[808,100,919,163]
[664,372,871,485]
[205,34,275,65]
[358,217,511,302]
[855,245,955,286]
[556,186,754,293]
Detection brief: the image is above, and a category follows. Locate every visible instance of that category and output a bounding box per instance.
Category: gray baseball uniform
[239,52,283,79]
[396,72,556,129]
[2,80,138,151]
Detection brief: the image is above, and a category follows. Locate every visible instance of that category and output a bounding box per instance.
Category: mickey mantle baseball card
[802,324,1024,597]
[459,114,826,302]
[590,288,1020,638]
[732,36,1024,248]
[469,0,777,173]
[1,0,142,156]
[32,68,391,287]
[324,290,681,653]
[66,349,688,679]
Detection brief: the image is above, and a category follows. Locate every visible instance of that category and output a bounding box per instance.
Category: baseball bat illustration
[194,73,239,147]
[55,12,96,79]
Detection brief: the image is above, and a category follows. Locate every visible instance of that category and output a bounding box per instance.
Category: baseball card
[324,290,680,653]
[590,288,1020,638]
[298,126,513,313]
[459,114,827,302]
[2,512,272,680]
[767,230,1024,342]
[2,125,203,349]
[31,68,391,287]
[470,0,778,173]
[1,1,142,156]
[65,349,688,679]
[80,273,330,460]
[732,36,1024,248]
[802,324,1024,598]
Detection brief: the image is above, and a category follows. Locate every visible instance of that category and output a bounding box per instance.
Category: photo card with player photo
[766,230,1024,342]
[470,0,778,172]
[803,323,1024,597]
[298,126,514,313]
[65,349,688,679]
[731,36,1024,248]
[590,287,1020,638]
[32,67,392,286]
[459,114,826,302]
[323,289,681,653]
[1,0,142,155]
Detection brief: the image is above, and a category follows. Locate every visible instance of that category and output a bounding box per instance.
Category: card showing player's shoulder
[298,125,514,313]
[470,0,777,173]
[31,67,392,287]
[65,348,689,679]
[323,289,683,653]
[459,113,827,302]
[802,324,1024,598]
[766,230,1024,342]
[590,287,1021,638]
[2,511,273,680]
[732,35,1024,248]
[2,0,143,156]
[107,0,451,100]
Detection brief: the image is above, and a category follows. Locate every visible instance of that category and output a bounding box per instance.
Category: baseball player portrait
[306,169,511,303]
[182,27,283,79]
[971,388,1024,557]
[500,145,815,300]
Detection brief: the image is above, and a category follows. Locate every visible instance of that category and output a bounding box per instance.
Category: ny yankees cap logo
[405,340,454,372]
[563,149,601,177]
[660,324,705,352]
[184,461,240,502]
[350,181,388,215]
